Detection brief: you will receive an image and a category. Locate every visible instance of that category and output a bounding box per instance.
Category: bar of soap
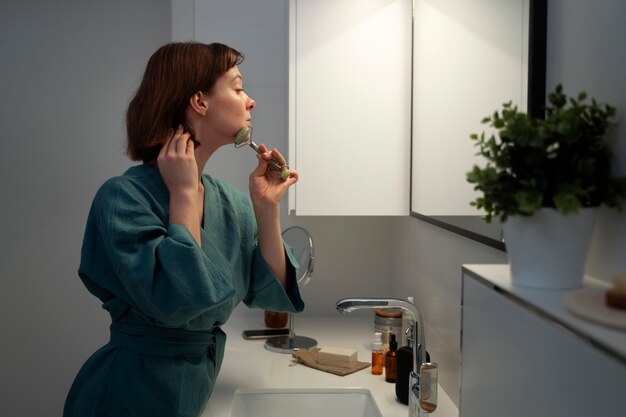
[613,275,626,294]
[606,275,626,310]
[318,346,358,368]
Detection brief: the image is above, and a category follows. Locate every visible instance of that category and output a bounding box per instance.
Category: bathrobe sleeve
[82,178,236,326]
[243,242,305,313]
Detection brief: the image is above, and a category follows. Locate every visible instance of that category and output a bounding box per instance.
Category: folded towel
[292,348,370,376]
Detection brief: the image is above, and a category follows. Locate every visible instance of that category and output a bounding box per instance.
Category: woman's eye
[236,88,245,94]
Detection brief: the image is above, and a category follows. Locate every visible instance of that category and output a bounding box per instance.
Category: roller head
[234,126,252,147]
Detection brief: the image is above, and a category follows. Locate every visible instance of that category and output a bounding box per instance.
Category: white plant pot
[503,207,598,290]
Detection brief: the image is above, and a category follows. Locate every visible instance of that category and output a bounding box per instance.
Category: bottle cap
[373,308,402,318]
[373,332,383,351]
[389,333,398,350]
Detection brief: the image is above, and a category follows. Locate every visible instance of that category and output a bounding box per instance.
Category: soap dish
[564,288,626,331]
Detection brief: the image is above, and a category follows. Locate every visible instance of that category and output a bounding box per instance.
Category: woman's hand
[157,125,202,246]
[249,144,298,286]
[157,125,199,195]
[249,144,298,212]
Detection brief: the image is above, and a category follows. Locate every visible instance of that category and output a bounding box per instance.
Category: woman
[63,42,303,417]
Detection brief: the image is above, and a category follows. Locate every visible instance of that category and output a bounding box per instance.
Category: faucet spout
[336,298,394,313]
[335,297,436,416]
[335,298,425,366]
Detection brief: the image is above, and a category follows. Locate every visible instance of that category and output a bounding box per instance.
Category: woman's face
[203,65,255,145]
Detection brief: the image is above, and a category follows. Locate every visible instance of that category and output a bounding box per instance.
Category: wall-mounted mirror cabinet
[288,0,546,241]
[288,0,412,216]
[410,0,547,250]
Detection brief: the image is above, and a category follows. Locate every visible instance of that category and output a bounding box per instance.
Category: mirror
[265,226,317,353]
[410,0,547,250]
[283,225,315,287]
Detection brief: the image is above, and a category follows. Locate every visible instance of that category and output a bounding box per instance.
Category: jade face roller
[234,126,290,180]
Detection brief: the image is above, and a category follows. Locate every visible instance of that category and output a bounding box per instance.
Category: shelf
[463,264,626,365]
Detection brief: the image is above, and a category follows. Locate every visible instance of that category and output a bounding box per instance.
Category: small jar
[374,308,403,353]
[264,310,288,328]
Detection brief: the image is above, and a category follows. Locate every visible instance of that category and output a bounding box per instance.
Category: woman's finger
[186,136,195,154]
[270,148,287,167]
[159,128,175,158]
[251,153,269,177]
[176,132,191,154]
[287,168,299,181]
[167,125,184,154]
[168,126,181,152]
[256,144,277,164]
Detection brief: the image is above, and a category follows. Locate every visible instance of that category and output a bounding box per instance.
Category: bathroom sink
[229,388,383,417]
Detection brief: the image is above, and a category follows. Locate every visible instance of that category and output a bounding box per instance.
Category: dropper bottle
[371,332,383,375]
[385,333,398,383]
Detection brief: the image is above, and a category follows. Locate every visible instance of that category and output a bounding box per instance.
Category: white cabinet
[288,0,412,215]
[460,266,626,417]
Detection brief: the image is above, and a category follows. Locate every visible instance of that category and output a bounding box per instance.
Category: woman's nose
[247,96,255,109]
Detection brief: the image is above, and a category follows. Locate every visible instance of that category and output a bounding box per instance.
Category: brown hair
[126,42,244,162]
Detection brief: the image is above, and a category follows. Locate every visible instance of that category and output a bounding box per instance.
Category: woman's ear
[188,91,209,116]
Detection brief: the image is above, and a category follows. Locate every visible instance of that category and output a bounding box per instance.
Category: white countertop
[200,315,458,417]
[463,264,626,362]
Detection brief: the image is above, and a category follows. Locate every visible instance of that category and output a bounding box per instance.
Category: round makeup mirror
[264,226,317,353]
[283,225,314,287]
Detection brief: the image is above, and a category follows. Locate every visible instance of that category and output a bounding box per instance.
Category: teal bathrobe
[64,164,304,417]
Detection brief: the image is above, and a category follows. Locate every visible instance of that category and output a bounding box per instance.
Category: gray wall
[0,1,171,415]
[0,1,390,415]
[2,0,624,416]
[389,0,626,406]
[179,0,392,318]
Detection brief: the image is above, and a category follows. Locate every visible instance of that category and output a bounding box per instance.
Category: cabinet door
[288,0,411,215]
[461,274,626,417]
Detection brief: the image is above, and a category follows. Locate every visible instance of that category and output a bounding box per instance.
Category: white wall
[389,0,626,407]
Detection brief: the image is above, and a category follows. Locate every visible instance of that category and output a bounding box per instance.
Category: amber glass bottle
[371,332,383,375]
[385,333,398,383]
[264,310,288,328]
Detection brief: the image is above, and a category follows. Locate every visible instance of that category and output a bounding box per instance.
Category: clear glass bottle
[374,308,402,353]
[371,332,383,375]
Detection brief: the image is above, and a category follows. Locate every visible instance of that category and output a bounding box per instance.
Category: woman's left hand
[249,144,298,211]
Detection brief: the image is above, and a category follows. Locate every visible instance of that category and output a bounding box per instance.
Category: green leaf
[514,191,542,215]
[465,83,625,222]
[553,192,581,214]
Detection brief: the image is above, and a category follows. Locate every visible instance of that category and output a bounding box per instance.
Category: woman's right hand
[157,125,199,195]
[157,125,202,245]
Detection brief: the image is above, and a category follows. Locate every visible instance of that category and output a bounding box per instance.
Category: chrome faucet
[336,298,438,417]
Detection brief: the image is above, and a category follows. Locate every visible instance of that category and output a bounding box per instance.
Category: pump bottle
[396,326,431,404]
[371,332,383,375]
[395,329,413,404]
[401,296,415,346]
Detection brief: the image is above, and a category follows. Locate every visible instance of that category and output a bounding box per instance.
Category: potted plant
[466,84,626,289]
